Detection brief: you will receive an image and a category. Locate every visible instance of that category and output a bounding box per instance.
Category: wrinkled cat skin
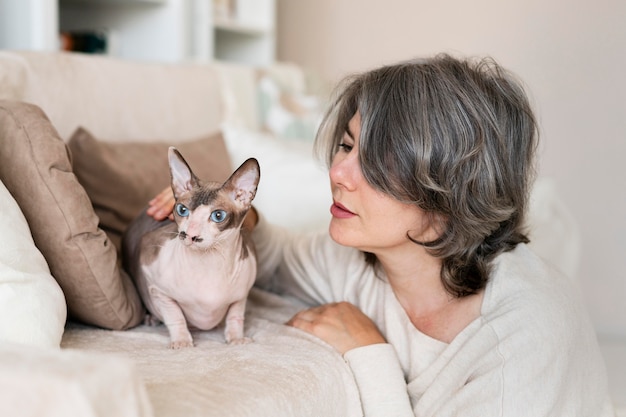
[122,147,260,348]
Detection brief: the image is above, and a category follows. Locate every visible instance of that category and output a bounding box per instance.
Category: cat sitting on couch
[122,147,260,348]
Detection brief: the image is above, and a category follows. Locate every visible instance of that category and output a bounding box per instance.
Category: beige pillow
[0,100,144,330]
[0,178,66,348]
[67,127,233,251]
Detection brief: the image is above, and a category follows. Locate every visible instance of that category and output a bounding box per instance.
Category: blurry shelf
[214,18,272,36]
[60,0,166,5]
[1,0,275,65]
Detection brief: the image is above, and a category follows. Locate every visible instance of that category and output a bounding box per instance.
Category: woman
[148,54,614,416]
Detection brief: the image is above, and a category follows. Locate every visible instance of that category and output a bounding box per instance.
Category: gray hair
[315,54,539,297]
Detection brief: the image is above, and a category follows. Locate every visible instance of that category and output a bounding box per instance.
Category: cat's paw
[227,336,253,345]
[169,339,194,349]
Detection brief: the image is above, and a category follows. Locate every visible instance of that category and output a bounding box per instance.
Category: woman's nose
[330,152,357,191]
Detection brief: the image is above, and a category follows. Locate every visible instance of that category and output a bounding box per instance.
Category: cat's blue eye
[175,203,189,217]
[210,210,228,223]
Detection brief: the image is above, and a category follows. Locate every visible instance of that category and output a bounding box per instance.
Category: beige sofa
[0,50,619,416]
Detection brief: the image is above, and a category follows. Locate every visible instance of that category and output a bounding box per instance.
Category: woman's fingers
[287,302,386,354]
[147,186,175,220]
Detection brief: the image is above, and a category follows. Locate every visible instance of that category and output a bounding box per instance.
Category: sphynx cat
[122,147,260,348]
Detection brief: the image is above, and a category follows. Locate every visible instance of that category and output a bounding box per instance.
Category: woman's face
[328,112,435,255]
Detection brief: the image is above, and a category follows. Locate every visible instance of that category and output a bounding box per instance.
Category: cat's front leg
[149,287,193,349]
[224,298,252,345]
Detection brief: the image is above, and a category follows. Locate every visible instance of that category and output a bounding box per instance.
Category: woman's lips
[330,202,355,219]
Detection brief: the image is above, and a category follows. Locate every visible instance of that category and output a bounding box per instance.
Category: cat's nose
[178,231,203,244]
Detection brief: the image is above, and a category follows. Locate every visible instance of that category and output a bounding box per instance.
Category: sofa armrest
[0,343,153,417]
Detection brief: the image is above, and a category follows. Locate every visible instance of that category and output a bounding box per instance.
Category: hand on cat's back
[147,186,176,221]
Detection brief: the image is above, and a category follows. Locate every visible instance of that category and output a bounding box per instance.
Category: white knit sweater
[253,216,615,417]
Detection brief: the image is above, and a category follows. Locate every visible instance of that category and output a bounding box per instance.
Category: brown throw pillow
[0,100,144,330]
[67,127,233,252]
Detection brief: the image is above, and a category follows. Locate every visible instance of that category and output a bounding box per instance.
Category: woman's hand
[287,302,386,355]
[146,186,175,221]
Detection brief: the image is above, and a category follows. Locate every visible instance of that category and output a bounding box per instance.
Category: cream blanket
[60,288,362,417]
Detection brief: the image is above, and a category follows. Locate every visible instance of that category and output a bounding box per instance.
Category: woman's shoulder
[470,244,611,414]
[481,243,588,339]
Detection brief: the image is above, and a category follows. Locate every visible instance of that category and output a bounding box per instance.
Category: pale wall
[276,0,626,337]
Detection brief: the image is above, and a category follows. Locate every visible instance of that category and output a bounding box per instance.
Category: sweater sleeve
[344,343,414,417]
[252,213,360,306]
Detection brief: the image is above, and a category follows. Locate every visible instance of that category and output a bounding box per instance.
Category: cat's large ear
[224,158,260,209]
[168,147,200,198]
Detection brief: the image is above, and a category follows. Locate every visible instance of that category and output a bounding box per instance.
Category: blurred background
[1,0,624,340]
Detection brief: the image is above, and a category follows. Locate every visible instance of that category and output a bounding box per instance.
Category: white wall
[276,0,626,338]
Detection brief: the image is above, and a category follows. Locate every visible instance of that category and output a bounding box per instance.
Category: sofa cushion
[67,127,233,251]
[0,50,225,142]
[0,100,144,330]
[0,178,67,348]
[222,125,331,233]
[0,341,152,417]
[257,71,324,142]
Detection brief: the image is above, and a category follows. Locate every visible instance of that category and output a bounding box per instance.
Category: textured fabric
[0,100,144,330]
[68,127,232,251]
[0,179,66,348]
[0,342,153,417]
[60,288,363,417]
[252,217,615,417]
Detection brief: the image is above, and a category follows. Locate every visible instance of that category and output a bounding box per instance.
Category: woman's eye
[175,203,189,217]
[210,210,228,223]
[338,142,353,153]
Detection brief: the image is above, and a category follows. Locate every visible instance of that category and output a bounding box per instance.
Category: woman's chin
[329,219,356,248]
